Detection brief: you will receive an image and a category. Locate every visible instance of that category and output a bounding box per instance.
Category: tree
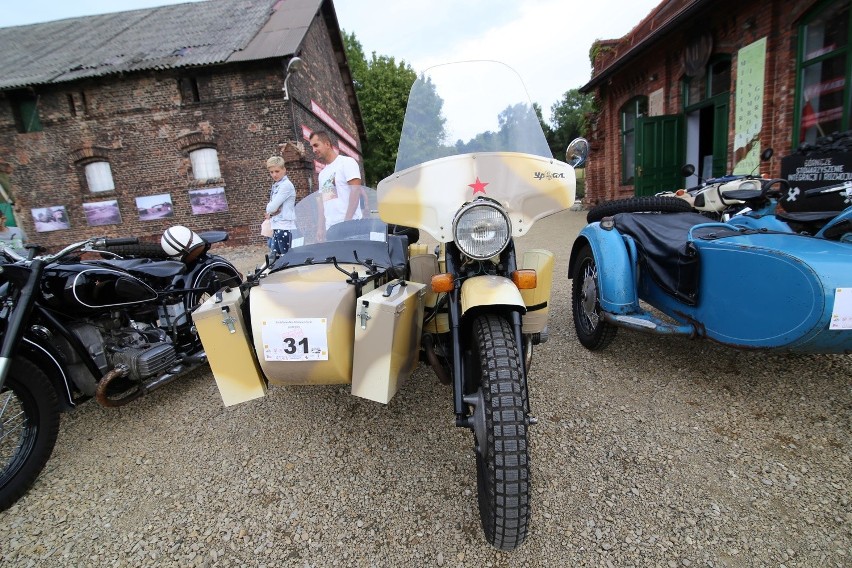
[394,72,447,171]
[548,89,594,158]
[343,31,418,186]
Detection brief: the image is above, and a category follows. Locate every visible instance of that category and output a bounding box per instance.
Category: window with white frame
[796,0,850,144]
[85,161,115,192]
[190,147,221,180]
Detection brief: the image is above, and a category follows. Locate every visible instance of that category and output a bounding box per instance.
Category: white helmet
[161,225,205,262]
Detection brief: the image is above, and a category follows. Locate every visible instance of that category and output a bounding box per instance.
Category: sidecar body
[570,211,852,353]
[194,225,426,406]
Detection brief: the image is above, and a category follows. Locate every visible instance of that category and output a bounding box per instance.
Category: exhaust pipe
[95,365,141,408]
[96,359,205,408]
[423,334,451,385]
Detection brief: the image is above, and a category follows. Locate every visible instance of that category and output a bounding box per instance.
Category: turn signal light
[512,269,537,289]
[431,273,454,293]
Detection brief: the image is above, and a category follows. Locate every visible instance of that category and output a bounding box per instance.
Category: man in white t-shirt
[309,131,362,240]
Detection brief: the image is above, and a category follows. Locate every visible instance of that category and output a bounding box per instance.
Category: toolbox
[193,287,267,406]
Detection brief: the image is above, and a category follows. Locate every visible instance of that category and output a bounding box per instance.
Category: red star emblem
[468,177,489,195]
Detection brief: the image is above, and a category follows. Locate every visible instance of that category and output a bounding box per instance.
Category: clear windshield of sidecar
[377,60,576,242]
[289,187,386,249]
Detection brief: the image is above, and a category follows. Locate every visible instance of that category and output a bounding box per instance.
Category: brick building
[580,0,851,204]
[0,0,364,248]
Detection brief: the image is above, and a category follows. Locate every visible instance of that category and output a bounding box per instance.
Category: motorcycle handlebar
[104,237,139,246]
[804,181,852,197]
[37,236,138,263]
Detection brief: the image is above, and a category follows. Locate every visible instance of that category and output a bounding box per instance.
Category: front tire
[469,314,530,550]
[571,244,617,350]
[0,358,60,511]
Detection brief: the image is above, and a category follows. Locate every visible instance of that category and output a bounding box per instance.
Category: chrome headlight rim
[452,199,512,261]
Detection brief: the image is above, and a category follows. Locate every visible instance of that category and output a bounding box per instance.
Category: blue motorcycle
[724,177,852,241]
[569,178,852,353]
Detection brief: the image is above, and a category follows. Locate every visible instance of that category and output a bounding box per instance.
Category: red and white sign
[310,100,358,148]
[301,124,361,162]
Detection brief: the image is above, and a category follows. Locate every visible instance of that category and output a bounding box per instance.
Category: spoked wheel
[571,244,617,350]
[0,359,60,511]
[465,314,530,550]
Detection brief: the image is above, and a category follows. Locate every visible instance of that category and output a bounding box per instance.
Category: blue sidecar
[569,209,852,354]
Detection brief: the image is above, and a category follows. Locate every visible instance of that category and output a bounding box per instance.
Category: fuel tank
[41,263,158,316]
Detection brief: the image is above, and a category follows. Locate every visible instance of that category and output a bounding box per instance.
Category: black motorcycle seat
[613,212,713,306]
[199,230,228,244]
[100,258,187,278]
[775,210,841,223]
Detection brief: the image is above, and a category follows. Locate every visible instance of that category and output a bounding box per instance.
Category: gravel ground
[2,209,850,567]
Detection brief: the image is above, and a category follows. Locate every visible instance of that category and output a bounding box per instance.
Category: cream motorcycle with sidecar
[194,60,586,550]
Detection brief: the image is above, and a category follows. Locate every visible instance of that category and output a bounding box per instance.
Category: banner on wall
[733,37,767,174]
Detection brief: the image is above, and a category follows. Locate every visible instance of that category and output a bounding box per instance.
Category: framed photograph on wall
[31,206,71,232]
[189,186,229,215]
[136,193,174,221]
[83,200,122,227]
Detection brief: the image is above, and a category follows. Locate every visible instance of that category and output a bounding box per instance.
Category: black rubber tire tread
[472,314,530,551]
[586,196,694,223]
[571,244,618,350]
[98,242,171,259]
[0,358,61,511]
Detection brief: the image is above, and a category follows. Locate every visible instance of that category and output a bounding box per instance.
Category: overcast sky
[0,0,662,122]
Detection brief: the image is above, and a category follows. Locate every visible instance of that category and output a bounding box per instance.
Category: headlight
[452,200,511,260]
[737,180,760,191]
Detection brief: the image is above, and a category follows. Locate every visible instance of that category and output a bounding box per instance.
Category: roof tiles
[0,0,321,90]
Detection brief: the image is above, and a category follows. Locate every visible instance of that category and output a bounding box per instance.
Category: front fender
[460,275,525,317]
[19,337,76,411]
[183,257,242,292]
[569,224,638,313]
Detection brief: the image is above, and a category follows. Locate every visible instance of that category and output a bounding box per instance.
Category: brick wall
[584,0,820,204]
[0,12,362,250]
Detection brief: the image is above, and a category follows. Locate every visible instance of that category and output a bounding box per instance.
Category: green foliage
[343,31,418,186]
[394,73,447,171]
[547,89,594,159]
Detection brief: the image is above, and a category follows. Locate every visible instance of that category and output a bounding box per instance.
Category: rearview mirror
[566,138,589,168]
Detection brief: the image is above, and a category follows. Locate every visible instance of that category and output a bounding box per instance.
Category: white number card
[261,318,329,361]
[830,288,852,330]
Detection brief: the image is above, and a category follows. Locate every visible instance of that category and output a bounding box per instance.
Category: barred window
[190,148,221,180]
[85,161,115,193]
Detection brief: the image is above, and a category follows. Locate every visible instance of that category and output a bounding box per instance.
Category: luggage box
[193,287,267,406]
[352,280,426,403]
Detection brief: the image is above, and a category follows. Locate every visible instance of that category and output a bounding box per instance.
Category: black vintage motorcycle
[0,229,241,510]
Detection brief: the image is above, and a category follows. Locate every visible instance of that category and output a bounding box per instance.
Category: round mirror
[566,137,589,168]
[681,164,696,177]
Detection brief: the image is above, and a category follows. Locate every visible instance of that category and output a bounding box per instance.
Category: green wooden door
[634,115,684,196]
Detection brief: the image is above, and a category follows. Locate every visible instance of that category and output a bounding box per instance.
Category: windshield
[378,61,575,242]
[395,60,551,172]
[289,187,385,249]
